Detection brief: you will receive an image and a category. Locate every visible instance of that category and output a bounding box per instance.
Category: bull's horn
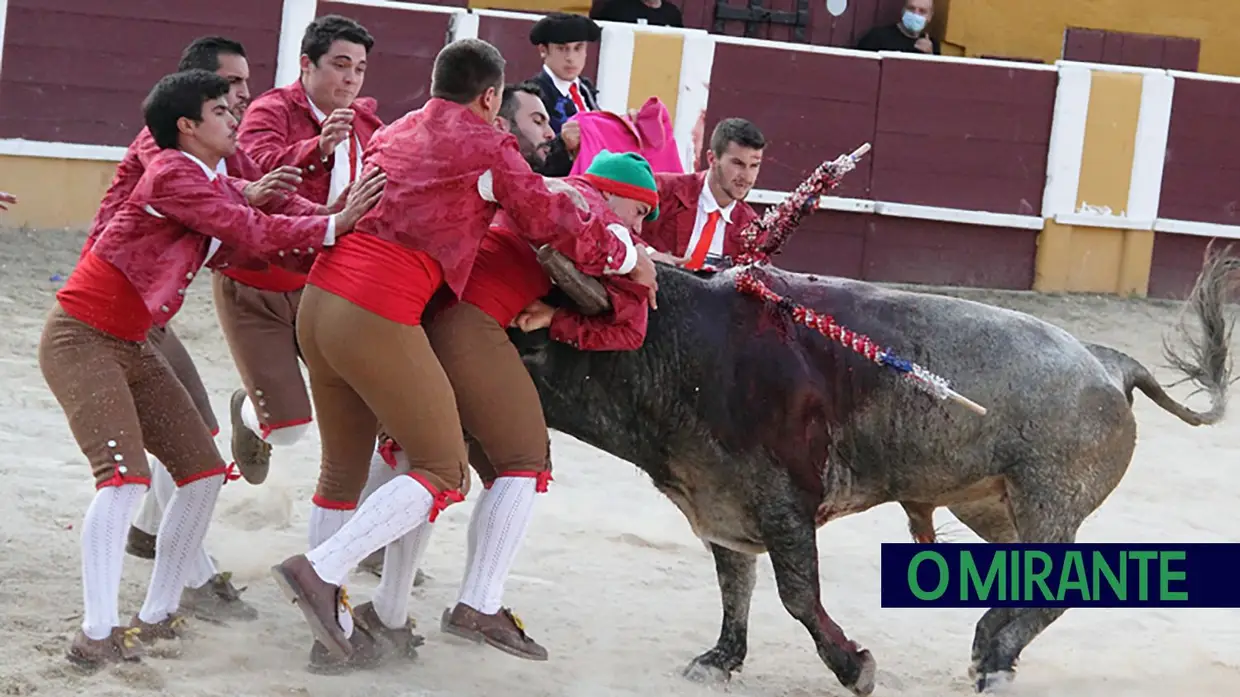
[537,245,613,316]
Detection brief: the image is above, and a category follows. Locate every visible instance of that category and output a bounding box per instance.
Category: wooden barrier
[0,0,1238,299]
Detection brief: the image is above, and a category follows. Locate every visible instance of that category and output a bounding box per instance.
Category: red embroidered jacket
[230,81,382,291]
[462,177,649,351]
[640,171,762,263]
[80,128,316,262]
[87,150,337,326]
[351,98,636,298]
[237,80,383,205]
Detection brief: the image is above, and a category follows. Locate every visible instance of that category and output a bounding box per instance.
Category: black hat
[529,12,602,46]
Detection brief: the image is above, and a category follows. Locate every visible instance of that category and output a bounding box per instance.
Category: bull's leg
[683,543,756,683]
[760,498,876,696]
[964,485,1090,692]
[947,497,1019,676]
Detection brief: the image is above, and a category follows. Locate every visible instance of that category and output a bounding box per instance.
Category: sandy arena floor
[1,225,1237,697]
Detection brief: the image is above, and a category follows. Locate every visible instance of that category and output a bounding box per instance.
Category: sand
[1,224,1238,697]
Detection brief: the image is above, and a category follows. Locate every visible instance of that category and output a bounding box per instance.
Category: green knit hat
[582,150,660,221]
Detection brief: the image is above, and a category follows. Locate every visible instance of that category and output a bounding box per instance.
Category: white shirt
[682,173,736,263]
[543,64,592,111]
[307,93,363,206]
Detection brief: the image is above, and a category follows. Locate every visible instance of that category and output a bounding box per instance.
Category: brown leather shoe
[125,526,156,560]
[305,600,425,674]
[353,601,424,657]
[181,573,259,624]
[271,555,352,659]
[440,603,548,661]
[306,629,384,674]
[230,388,272,485]
[129,612,189,643]
[65,627,145,669]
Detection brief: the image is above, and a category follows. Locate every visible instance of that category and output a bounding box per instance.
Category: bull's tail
[1086,246,1238,427]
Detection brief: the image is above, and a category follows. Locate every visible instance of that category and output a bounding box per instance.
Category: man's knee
[264,421,312,447]
[488,438,553,492]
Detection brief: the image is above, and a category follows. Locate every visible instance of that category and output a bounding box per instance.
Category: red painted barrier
[0,0,282,146]
[870,56,1055,215]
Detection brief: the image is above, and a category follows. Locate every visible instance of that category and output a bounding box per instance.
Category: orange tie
[569,82,587,113]
[685,211,721,270]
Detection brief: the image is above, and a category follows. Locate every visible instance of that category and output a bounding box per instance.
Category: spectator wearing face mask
[855,0,939,55]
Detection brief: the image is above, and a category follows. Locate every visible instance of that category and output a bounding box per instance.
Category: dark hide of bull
[507,252,1235,694]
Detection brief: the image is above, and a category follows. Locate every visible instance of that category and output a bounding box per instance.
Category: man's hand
[327,180,354,214]
[627,244,659,310]
[319,108,355,158]
[561,120,581,154]
[648,247,690,267]
[914,36,934,53]
[0,191,16,211]
[333,166,386,233]
[513,300,557,332]
[243,166,302,208]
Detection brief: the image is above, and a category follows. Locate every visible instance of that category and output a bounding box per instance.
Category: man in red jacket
[225,14,384,489]
[41,68,381,670]
[269,37,658,666]
[94,35,304,625]
[641,117,767,271]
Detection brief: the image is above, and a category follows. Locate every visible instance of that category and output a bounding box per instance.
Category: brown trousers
[297,285,469,507]
[38,305,225,488]
[426,302,551,486]
[211,274,311,433]
[146,323,219,435]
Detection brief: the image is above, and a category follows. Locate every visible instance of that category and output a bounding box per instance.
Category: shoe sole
[270,563,352,661]
[230,389,271,485]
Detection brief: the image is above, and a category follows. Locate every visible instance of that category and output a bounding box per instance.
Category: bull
[509,249,1235,694]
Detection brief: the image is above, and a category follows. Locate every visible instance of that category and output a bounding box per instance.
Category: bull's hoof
[845,649,877,696]
[973,669,1015,693]
[682,649,742,684]
[969,657,1017,692]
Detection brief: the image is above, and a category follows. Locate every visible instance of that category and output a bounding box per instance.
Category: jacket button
[177,289,185,296]
[293,248,300,254]
[306,247,315,254]
[185,272,194,280]
[308,164,317,172]
[278,251,285,257]
[160,305,170,312]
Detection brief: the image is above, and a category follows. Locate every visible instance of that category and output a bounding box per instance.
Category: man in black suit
[528,12,602,176]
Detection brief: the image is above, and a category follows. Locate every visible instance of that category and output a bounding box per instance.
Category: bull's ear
[537,245,612,316]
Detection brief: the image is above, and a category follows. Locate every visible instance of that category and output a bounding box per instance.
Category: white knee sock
[240,393,310,446]
[358,448,404,507]
[372,521,435,629]
[81,484,146,640]
[138,475,223,624]
[458,486,490,589]
[308,505,355,634]
[306,476,434,587]
[457,477,536,614]
[131,486,163,537]
[309,505,353,548]
[150,459,220,591]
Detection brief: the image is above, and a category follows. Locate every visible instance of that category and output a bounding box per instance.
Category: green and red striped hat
[582,150,660,221]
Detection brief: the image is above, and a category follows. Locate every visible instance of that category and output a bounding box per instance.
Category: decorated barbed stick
[730,142,988,416]
[734,272,987,415]
[734,143,871,265]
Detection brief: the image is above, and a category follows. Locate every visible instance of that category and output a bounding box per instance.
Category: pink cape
[569,96,685,175]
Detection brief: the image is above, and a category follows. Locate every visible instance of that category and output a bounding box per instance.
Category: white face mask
[902,10,927,34]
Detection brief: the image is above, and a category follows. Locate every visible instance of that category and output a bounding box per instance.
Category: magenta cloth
[569,96,685,176]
